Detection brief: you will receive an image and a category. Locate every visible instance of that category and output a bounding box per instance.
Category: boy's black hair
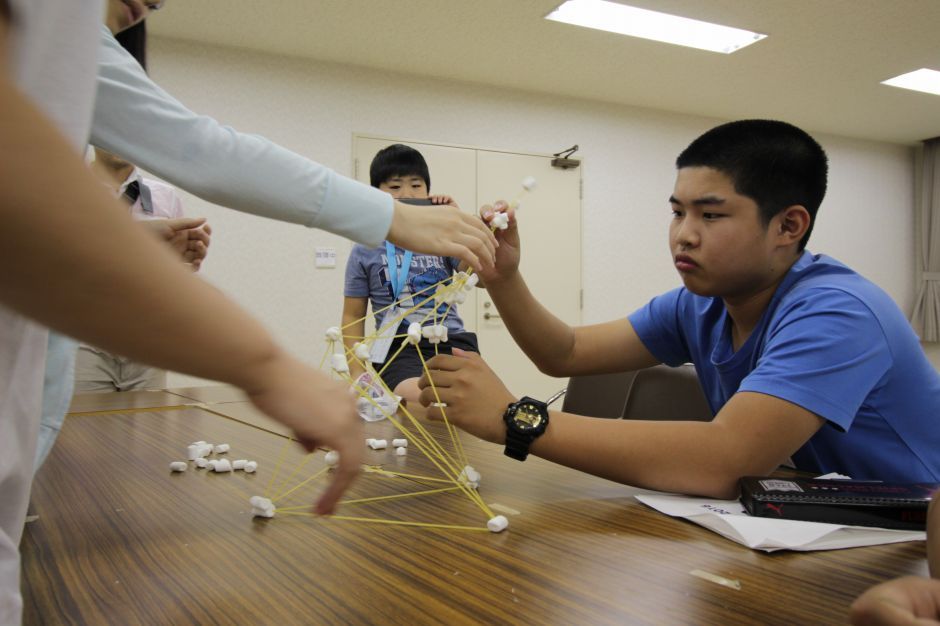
[370,144,430,191]
[116,21,147,71]
[676,119,828,250]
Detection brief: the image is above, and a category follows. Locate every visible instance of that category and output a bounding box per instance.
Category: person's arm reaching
[0,48,360,515]
[92,26,495,272]
[479,203,658,375]
[418,349,823,499]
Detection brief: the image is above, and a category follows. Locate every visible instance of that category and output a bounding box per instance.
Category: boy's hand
[429,194,459,208]
[139,217,212,271]
[849,576,940,625]
[388,200,497,274]
[478,201,521,285]
[243,353,364,515]
[416,348,515,445]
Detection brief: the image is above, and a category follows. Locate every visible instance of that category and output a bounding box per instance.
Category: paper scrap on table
[635,491,926,553]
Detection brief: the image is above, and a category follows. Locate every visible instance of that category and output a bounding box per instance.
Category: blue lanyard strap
[384,241,413,300]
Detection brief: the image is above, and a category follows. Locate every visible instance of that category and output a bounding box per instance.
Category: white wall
[147,37,917,386]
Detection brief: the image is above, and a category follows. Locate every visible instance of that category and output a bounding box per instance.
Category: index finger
[314,442,363,515]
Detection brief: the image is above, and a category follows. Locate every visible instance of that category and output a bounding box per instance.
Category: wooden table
[23,388,928,625]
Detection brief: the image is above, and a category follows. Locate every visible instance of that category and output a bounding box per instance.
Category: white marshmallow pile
[173,440,259,476]
[421,324,449,345]
[249,495,276,518]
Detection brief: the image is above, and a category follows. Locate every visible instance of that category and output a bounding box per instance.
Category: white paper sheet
[635,493,926,552]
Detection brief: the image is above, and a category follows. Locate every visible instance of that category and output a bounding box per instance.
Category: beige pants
[74,345,166,393]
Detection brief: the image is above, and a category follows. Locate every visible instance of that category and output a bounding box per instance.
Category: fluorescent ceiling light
[545,0,766,54]
[881,69,940,97]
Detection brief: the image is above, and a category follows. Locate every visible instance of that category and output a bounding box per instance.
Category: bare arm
[342,297,368,378]
[418,350,824,499]
[0,37,359,513]
[478,203,658,376]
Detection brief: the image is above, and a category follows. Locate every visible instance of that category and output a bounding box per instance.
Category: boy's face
[379,176,429,200]
[669,166,779,300]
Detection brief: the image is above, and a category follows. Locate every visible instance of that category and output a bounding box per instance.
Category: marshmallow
[366,438,376,446]
[487,515,509,533]
[244,461,258,473]
[395,447,407,457]
[249,496,275,518]
[521,176,537,192]
[324,450,340,466]
[207,460,218,471]
[331,354,350,373]
[458,465,481,489]
[325,326,342,341]
[187,444,210,460]
[368,439,388,450]
[194,458,208,469]
[406,322,422,345]
[455,291,467,304]
[490,212,509,230]
[464,273,479,290]
[353,342,371,361]
[212,459,233,473]
[213,443,230,454]
[169,461,187,472]
[232,459,248,470]
[392,439,408,448]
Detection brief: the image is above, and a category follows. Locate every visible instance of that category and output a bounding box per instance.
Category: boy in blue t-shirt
[343,144,480,405]
[414,120,940,498]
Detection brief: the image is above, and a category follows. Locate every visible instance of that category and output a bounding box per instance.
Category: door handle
[484,312,501,320]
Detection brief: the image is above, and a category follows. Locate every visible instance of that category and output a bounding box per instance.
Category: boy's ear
[775,205,811,245]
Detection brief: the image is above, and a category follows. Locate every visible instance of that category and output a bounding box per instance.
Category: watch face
[512,403,544,432]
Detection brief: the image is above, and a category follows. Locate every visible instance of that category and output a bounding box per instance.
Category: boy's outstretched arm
[0,50,361,515]
[418,350,823,498]
[479,203,659,376]
[341,297,369,379]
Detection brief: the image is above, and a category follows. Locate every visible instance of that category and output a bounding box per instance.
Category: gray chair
[562,364,713,422]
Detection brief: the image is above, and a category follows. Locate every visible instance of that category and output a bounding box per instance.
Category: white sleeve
[89,26,393,247]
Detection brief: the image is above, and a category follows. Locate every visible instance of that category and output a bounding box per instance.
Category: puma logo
[764,503,785,517]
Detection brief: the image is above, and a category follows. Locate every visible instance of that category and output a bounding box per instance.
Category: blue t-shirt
[345,243,466,333]
[629,251,940,483]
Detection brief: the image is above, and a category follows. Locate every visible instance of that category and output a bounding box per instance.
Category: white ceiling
[148,0,940,145]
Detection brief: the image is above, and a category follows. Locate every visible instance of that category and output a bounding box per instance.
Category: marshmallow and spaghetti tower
[248,177,536,533]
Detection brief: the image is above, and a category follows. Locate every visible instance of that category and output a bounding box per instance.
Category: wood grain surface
[22,391,928,625]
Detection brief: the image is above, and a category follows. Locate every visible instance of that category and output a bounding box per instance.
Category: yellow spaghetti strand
[271,466,330,504]
[264,435,296,498]
[271,451,316,501]
[416,347,470,469]
[279,513,490,532]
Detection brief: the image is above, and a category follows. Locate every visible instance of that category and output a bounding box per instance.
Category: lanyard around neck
[384,241,413,300]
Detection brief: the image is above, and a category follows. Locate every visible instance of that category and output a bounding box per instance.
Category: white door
[352,135,581,401]
[476,151,582,401]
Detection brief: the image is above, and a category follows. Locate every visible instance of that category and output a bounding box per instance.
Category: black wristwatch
[503,396,550,461]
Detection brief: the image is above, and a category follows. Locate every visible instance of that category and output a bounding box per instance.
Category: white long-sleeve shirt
[91,25,393,247]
